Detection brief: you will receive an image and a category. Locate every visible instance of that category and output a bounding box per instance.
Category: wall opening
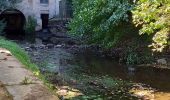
[41,14,49,30]
[0,9,26,39]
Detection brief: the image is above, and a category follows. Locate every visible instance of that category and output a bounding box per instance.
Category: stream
[18,34,170,100]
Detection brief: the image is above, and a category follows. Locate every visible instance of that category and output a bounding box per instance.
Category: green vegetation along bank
[69,0,170,65]
[0,38,57,92]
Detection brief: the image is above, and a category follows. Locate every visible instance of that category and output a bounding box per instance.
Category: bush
[69,0,133,48]
[25,16,37,34]
[0,20,6,35]
[124,41,153,65]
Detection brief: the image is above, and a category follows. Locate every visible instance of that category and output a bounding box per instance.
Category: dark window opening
[40,0,49,4]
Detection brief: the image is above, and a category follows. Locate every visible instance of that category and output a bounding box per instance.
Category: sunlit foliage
[132,0,170,52]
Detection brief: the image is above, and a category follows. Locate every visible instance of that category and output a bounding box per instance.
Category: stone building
[0,0,73,39]
[0,0,72,35]
[17,0,61,30]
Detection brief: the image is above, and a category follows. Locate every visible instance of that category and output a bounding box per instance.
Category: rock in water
[157,58,167,65]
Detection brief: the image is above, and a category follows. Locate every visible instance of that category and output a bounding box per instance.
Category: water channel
[18,38,170,100]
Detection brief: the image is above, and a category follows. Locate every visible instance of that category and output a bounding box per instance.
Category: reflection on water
[72,54,170,92]
[21,43,170,99]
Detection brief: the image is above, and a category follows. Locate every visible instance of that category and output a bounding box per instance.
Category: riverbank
[1,35,170,99]
[17,38,170,99]
[0,38,59,100]
[0,48,59,100]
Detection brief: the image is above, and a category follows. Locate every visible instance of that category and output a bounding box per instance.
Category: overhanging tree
[132,0,170,52]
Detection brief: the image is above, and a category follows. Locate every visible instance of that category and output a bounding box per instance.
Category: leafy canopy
[69,0,132,48]
[69,0,170,52]
[132,0,170,52]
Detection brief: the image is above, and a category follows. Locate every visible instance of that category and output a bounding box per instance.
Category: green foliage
[25,16,37,34]
[0,20,6,35]
[126,51,152,65]
[132,0,170,52]
[0,38,57,92]
[126,51,139,65]
[70,0,170,52]
[0,38,39,72]
[69,0,133,48]
[0,0,22,10]
[125,42,153,65]
[69,0,169,65]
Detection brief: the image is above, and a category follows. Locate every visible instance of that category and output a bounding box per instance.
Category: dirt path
[0,48,59,100]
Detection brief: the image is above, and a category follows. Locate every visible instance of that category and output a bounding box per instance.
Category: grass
[0,38,38,72]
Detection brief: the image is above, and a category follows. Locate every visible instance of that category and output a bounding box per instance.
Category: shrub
[124,41,153,65]
[25,16,37,34]
[69,0,133,48]
[0,20,6,35]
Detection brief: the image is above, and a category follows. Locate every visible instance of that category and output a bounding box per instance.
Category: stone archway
[0,9,26,39]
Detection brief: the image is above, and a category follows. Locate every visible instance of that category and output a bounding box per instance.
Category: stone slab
[0,48,59,100]
[6,84,57,100]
